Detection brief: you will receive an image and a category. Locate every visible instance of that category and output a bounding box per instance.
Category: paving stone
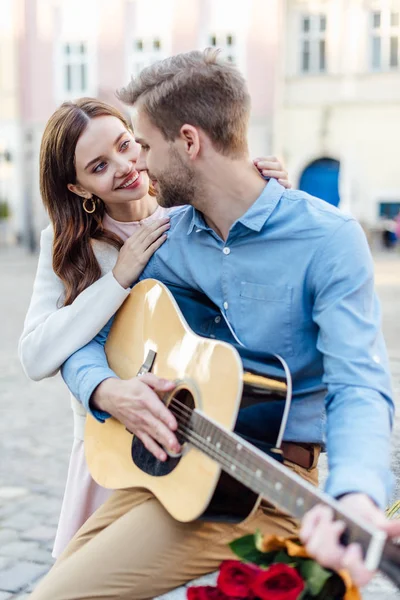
[1,514,39,532]
[0,541,52,565]
[22,547,53,566]
[156,586,187,600]
[0,561,48,593]
[0,531,18,546]
[0,490,28,502]
[0,561,12,573]
[21,526,56,543]
[183,572,218,588]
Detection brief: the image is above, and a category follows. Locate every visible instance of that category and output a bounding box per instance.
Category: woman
[19,97,290,557]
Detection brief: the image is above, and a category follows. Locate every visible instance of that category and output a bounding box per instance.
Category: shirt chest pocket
[239,282,293,357]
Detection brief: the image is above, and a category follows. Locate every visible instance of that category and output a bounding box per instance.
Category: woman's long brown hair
[40,98,153,306]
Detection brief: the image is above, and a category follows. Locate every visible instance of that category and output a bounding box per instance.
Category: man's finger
[142,412,181,454]
[342,543,373,588]
[300,505,332,542]
[136,376,178,430]
[383,519,400,537]
[139,431,167,462]
[139,373,175,391]
[306,519,346,570]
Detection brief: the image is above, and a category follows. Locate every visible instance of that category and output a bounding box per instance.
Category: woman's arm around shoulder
[18,225,130,381]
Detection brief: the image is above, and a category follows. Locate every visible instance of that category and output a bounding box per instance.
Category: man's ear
[67,183,92,199]
[179,124,200,160]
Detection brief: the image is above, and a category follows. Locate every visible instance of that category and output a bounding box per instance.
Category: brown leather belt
[281,442,320,470]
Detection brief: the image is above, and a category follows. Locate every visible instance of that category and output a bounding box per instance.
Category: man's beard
[152,147,197,209]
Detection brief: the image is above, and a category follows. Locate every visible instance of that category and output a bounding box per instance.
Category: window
[209,33,236,63]
[299,14,327,74]
[370,8,400,70]
[130,38,164,76]
[379,201,400,218]
[61,42,90,95]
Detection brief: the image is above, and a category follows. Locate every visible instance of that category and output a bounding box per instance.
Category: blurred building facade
[2,0,400,248]
[275,0,400,225]
[0,0,281,247]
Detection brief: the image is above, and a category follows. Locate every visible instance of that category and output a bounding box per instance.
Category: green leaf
[299,560,332,596]
[230,535,280,566]
[229,534,257,560]
[272,550,295,565]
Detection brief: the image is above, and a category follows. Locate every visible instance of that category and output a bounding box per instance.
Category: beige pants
[31,457,319,600]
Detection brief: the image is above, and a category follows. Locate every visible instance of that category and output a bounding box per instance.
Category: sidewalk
[0,248,399,599]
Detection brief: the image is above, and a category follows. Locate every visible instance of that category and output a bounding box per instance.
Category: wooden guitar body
[85,279,288,523]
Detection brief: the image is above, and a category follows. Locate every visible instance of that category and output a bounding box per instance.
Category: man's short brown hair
[118,49,251,158]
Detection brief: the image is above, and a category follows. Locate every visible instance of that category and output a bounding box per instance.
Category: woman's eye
[93,162,107,173]
[121,140,130,151]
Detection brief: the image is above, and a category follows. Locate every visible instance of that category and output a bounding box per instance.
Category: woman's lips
[117,172,141,190]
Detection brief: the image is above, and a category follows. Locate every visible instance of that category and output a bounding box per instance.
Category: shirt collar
[187,178,285,235]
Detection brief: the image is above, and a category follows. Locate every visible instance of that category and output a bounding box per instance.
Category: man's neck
[192,157,266,241]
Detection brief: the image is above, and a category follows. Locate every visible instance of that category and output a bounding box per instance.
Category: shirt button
[214,316,221,324]
[223,247,231,255]
[210,334,216,339]
[223,302,229,310]
[373,355,381,364]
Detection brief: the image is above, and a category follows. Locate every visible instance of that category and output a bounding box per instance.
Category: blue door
[299,158,340,207]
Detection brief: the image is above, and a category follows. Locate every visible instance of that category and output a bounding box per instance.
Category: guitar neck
[182,408,387,571]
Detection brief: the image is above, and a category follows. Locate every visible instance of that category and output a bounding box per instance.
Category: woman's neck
[104,194,159,223]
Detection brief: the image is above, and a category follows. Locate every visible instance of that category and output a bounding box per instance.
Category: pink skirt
[53,438,113,558]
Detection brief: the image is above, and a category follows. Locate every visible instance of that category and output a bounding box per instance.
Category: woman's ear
[67,183,92,199]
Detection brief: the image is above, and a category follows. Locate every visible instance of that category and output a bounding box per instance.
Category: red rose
[217,560,260,598]
[251,563,304,600]
[187,585,231,600]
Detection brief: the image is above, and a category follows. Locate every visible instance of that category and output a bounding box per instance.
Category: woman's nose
[115,155,134,177]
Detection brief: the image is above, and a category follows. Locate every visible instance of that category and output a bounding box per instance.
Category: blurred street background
[1,0,400,248]
[1,0,400,598]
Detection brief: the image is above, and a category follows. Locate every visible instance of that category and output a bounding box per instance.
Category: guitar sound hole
[130,387,195,477]
[169,388,195,447]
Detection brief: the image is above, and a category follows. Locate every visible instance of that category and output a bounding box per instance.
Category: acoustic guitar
[85,279,400,587]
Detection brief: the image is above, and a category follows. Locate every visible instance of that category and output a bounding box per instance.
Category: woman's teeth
[119,173,139,189]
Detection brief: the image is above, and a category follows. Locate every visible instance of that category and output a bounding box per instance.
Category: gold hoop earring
[83,197,96,214]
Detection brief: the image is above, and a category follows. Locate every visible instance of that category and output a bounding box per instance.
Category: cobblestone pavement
[0,247,399,599]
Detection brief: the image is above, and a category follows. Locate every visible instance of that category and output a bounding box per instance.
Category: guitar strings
[166,400,329,514]
[165,399,279,493]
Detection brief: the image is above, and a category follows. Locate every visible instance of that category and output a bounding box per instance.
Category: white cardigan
[19,225,131,440]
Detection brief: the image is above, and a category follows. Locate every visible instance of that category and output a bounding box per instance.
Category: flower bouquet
[187,533,360,600]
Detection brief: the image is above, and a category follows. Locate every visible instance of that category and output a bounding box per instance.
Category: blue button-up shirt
[62,179,394,508]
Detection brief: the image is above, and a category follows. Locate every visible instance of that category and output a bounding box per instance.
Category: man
[32,50,397,600]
